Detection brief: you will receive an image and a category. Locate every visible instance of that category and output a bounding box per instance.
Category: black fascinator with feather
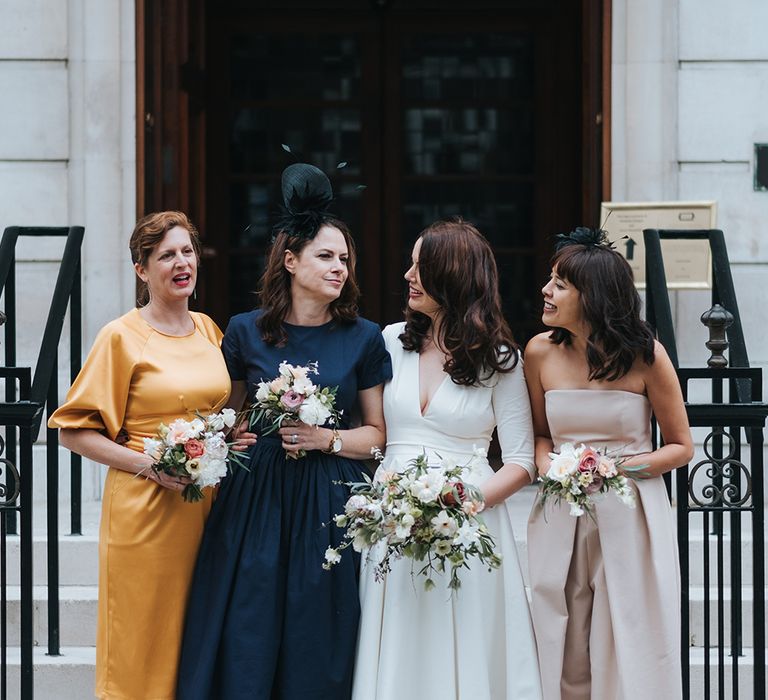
[554,226,616,252]
[273,162,335,240]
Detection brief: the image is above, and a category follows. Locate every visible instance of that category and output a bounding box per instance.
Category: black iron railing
[0,226,84,699]
[678,368,766,699]
[643,227,766,698]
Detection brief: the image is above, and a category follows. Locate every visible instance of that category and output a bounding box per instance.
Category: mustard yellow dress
[49,308,231,700]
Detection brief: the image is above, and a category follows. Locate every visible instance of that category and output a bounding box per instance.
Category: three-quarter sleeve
[492,353,536,481]
[356,323,393,390]
[48,322,137,440]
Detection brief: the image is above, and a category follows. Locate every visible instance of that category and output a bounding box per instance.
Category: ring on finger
[291,434,299,445]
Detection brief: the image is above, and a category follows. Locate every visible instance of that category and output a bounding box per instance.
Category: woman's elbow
[681,440,695,466]
[59,429,78,451]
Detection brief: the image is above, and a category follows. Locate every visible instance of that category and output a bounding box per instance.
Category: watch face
[332,437,343,453]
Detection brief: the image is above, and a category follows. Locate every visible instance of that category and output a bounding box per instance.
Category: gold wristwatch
[325,428,343,454]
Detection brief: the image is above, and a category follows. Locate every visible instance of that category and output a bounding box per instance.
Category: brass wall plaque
[599,201,717,289]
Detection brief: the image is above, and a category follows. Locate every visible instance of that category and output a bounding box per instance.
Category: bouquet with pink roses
[538,442,638,517]
[142,408,247,502]
[250,361,340,458]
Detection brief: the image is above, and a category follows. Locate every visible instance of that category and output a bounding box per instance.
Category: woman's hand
[536,458,551,479]
[231,419,258,452]
[145,467,191,492]
[278,420,332,457]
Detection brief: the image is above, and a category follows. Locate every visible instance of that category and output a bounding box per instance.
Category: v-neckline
[416,352,450,417]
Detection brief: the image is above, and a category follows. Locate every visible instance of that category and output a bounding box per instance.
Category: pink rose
[280,390,304,410]
[597,457,617,477]
[184,438,205,459]
[578,448,600,473]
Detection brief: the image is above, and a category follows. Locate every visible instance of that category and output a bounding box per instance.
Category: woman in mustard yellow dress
[49,211,231,700]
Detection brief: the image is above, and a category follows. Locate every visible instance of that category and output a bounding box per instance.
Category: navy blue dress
[177,311,392,700]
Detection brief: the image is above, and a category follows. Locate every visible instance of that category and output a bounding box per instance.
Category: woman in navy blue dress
[177,164,391,699]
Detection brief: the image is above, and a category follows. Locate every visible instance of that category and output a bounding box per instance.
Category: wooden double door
[140,0,607,336]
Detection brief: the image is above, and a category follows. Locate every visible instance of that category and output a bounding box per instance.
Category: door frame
[136,0,612,321]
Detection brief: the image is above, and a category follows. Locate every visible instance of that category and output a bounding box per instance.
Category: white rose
[298,394,332,425]
[204,434,229,460]
[547,448,580,483]
[255,382,271,402]
[194,457,228,489]
[142,437,163,461]
[189,418,205,436]
[291,375,316,395]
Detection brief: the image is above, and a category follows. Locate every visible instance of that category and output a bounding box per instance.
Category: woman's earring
[193,287,198,301]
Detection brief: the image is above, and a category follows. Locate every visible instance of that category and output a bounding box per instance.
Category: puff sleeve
[47,321,138,440]
[492,352,536,481]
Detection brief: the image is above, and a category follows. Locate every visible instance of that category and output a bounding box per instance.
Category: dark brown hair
[257,218,360,346]
[400,218,518,386]
[549,243,655,380]
[129,211,201,306]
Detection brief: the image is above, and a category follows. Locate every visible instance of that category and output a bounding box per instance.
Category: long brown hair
[257,218,360,346]
[129,211,201,306]
[549,242,655,380]
[400,218,518,386]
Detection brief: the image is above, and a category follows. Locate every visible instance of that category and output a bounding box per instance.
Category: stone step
[688,646,763,699]
[4,535,99,586]
[5,646,96,699]
[5,586,98,647]
[4,581,762,653]
[688,586,759,648]
[4,646,762,700]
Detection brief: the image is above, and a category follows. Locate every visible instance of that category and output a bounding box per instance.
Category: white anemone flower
[409,470,445,503]
[431,510,458,537]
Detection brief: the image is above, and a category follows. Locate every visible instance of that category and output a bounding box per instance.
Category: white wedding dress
[352,323,542,700]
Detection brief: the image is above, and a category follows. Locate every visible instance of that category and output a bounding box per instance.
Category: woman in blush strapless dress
[524,228,694,700]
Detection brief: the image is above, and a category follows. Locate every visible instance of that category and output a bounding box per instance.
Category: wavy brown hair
[400,218,518,386]
[257,218,360,346]
[129,211,201,306]
[549,242,655,380]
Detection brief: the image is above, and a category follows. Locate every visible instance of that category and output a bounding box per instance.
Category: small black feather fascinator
[554,226,616,252]
[273,162,335,240]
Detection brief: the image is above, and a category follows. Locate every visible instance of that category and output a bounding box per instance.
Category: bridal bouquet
[538,442,637,517]
[250,361,340,458]
[324,447,501,592]
[142,408,246,502]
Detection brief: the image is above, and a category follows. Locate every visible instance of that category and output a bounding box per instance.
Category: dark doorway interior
[141,1,605,338]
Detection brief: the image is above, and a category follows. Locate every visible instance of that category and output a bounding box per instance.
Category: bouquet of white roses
[250,361,341,458]
[538,442,638,517]
[324,447,500,592]
[142,408,246,502]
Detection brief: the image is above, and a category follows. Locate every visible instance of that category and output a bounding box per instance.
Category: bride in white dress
[353,220,542,700]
